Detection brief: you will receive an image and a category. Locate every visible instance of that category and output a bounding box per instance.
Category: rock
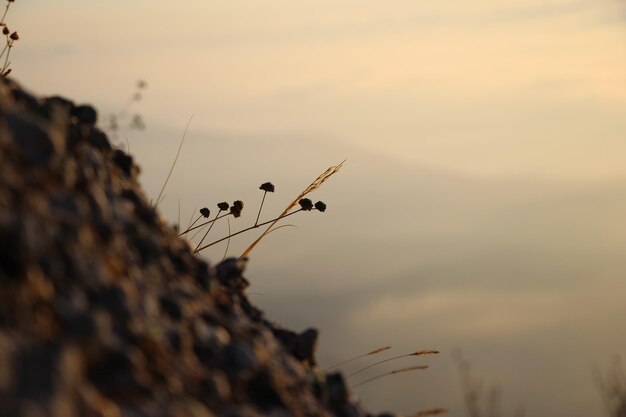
[72,104,98,125]
[0,78,399,417]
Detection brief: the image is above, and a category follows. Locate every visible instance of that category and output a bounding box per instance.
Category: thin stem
[187,214,203,232]
[179,211,230,236]
[0,42,8,61]
[350,365,428,389]
[1,39,11,74]
[0,3,11,27]
[254,191,267,226]
[347,350,439,378]
[194,209,222,252]
[196,209,304,253]
[186,204,200,231]
[221,217,231,260]
[154,115,193,208]
[177,199,181,232]
[324,346,392,372]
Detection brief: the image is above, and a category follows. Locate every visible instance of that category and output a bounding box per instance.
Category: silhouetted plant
[176,162,343,258]
[453,351,525,417]
[0,0,18,78]
[596,356,626,417]
[351,365,429,389]
[325,345,392,371]
[347,349,439,378]
[105,80,148,143]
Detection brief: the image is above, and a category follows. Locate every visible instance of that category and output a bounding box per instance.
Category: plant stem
[324,346,392,371]
[254,191,267,226]
[0,3,11,27]
[154,115,192,208]
[179,212,230,236]
[194,209,222,252]
[195,209,304,253]
[351,366,428,389]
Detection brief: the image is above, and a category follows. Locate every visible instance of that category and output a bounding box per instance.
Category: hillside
[0,78,384,417]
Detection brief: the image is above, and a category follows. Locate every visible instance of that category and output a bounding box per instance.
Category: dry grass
[350,365,429,389]
[413,408,449,417]
[347,349,439,378]
[453,351,525,417]
[325,345,392,371]
[239,160,345,259]
[596,356,626,417]
[154,116,193,208]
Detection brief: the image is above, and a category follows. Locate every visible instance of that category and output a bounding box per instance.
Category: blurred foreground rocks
[0,79,384,417]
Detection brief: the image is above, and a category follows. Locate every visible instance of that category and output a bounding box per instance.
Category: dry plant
[153,115,192,208]
[175,161,343,259]
[105,80,148,144]
[413,408,449,417]
[351,365,429,389]
[595,356,626,417]
[347,349,440,378]
[325,345,392,371]
[239,160,345,259]
[0,0,18,78]
[452,351,524,417]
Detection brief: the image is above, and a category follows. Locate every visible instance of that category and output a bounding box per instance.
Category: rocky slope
[0,79,380,417]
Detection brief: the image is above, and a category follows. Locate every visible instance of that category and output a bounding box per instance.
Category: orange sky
[12,0,626,179]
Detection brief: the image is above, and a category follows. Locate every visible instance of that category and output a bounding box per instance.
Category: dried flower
[259,182,275,192]
[9,31,17,41]
[232,200,244,210]
[2,27,7,35]
[299,198,313,211]
[230,205,242,218]
[217,202,230,211]
[314,201,326,212]
[199,207,210,218]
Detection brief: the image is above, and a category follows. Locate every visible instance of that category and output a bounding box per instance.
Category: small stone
[112,150,134,177]
[326,372,348,405]
[88,128,111,151]
[72,105,98,125]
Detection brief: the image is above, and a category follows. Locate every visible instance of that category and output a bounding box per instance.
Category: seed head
[259,182,275,192]
[217,202,230,211]
[230,205,242,218]
[314,201,326,212]
[9,31,18,41]
[2,27,8,35]
[299,198,314,211]
[232,200,244,210]
[199,207,210,218]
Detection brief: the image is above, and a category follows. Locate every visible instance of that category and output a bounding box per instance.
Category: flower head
[314,201,327,212]
[299,198,314,211]
[217,202,230,211]
[259,182,275,192]
[199,207,210,218]
[230,200,244,217]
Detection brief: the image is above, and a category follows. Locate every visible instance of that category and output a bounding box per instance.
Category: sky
[9,1,626,416]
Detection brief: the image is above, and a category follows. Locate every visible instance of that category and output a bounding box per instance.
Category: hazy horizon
[10,1,626,416]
